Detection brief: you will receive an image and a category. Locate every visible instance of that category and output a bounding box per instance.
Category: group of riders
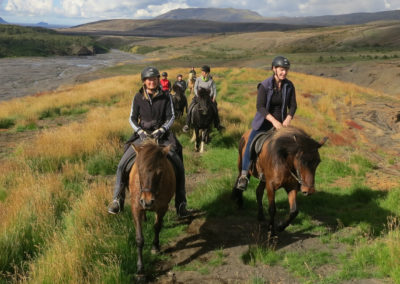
[107,56,297,218]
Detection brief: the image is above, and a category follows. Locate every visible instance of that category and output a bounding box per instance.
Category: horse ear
[293,135,297,143]
[318,136,329,148]
[162,144,171,156]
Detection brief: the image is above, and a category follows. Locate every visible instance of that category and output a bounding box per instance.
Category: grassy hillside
[0,68,399,283]
[60,19,313,37]
[0,25,108,58]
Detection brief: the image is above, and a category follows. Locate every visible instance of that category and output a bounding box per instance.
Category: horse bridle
[289,158,314,189]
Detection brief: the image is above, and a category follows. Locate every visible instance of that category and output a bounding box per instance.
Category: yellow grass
[1,66,398,282]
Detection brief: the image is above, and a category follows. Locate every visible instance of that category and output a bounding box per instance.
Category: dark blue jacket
[251,76,297,130]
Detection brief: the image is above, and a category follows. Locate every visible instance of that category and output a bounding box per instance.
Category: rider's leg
[108,145,136,214]
[183,96,198,132]
[237,129,259,191]
[167,151,190,217]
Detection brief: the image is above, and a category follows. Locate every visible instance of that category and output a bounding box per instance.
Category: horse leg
[200,130,205,153]
[133,209,145,275]
[278,189,299,232]
[195,129,200,152]
[256,181,266,221]
[266,183,276,235]
[152,208,167,254]
[190,131,196,143]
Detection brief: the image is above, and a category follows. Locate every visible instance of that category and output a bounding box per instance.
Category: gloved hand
[151,127,166,140]
[137,129,148,141]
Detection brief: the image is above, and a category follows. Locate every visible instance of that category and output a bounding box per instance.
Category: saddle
[248,129,275,172]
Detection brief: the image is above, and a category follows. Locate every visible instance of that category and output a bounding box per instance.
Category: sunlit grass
[1,66,399,283]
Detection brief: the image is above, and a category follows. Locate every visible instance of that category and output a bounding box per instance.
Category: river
[0,49,144,101]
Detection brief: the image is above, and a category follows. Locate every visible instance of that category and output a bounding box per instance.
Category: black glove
[151,127,166,140]
[137,129,148,141]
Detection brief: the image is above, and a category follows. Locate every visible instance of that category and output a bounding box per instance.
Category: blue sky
[1,0,400,26]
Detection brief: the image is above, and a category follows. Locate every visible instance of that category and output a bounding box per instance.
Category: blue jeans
[242,129,265,172]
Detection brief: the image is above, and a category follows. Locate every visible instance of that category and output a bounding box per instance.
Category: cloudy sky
[1,0,399,26]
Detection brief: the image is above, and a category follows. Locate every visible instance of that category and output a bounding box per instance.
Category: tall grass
[1,67,399,283]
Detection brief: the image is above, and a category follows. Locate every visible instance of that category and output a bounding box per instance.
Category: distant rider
[160,71,171,92]
[182,65,224,132]
[173,74,187,93]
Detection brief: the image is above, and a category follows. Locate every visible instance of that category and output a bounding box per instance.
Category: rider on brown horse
[107,66,191,217]
[182,65,224,133]
[237,56,297,191]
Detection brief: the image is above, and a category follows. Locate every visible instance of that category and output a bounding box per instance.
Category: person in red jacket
[160,71,171,92]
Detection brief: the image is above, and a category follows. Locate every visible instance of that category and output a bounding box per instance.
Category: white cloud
[5,0,53,15]
[134,2,190,18]
[1,0,400,24]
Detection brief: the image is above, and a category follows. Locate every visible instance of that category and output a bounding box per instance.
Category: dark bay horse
[232,127,327,235]
[190,87,215,152]
[129,142,176,276]
[171,83,187,119]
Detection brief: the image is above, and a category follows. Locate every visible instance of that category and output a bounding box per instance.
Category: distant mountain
[156,8,400,26]
[0,17,8,24]
[60,19,313,37]
[155,8,265,22]
[36,22,49,27]
[263,10,400,26]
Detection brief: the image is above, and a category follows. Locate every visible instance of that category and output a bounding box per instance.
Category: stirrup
[237,175,249,191]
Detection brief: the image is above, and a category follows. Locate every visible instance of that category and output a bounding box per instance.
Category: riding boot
[167,151,190,217]
[237,170,250,191]
[108,146,136,214]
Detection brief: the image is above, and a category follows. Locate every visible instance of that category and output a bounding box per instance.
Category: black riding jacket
[129,86,175,133]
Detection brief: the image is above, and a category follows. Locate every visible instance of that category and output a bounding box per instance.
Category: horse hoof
[257,214,266,222]
[135,274,146,283]
[151,245,160,255]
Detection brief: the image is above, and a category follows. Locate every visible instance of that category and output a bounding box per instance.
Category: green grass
[0,118,15,129]
[0,25,107,57]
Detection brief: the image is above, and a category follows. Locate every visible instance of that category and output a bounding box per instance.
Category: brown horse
[129,142,176,276]
[232,127,327,235]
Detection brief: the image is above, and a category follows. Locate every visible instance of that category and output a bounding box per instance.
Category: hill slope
[155,7,265,22]
[61,19,312,37]
[156,8,400,26]
[0,17,7,24]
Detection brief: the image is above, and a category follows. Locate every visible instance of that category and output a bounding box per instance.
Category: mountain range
[155,8,400,25]
[0,17,8,24]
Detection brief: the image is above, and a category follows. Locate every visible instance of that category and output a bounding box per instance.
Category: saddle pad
[249,129,275,161]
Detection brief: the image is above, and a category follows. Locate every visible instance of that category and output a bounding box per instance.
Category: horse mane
[267,127,320,164]
[137,141,166,169]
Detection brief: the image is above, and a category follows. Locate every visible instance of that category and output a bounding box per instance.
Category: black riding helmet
[201,65,210,73]
[141,66,160,81]
[162,71,168,77]
[271,56,290,69]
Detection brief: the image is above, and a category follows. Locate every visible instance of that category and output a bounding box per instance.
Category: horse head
[133,143,171,209]
[292,134,328,195]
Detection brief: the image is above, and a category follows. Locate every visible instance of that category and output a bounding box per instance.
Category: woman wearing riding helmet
[107,66,190,217]
[182,65,224,132]
[236,56,297,191]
